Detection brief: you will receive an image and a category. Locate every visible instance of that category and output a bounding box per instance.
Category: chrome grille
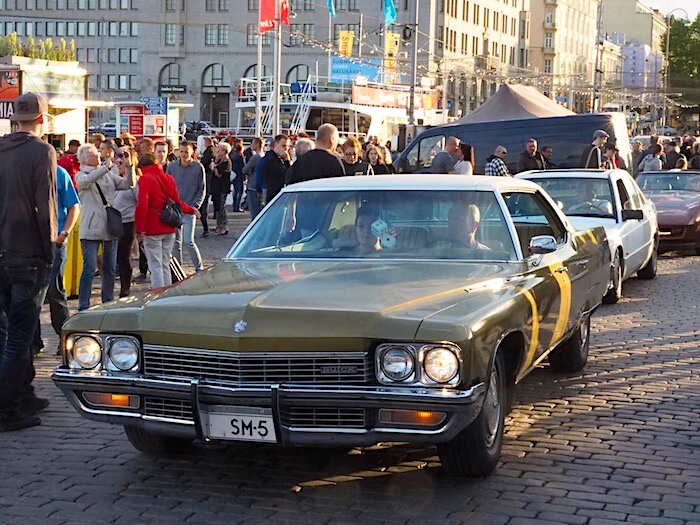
[144,397,193,422]
[280,407,368,429]
[143,346,372,385]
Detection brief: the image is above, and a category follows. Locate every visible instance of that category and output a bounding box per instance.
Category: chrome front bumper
[52,369,486,446]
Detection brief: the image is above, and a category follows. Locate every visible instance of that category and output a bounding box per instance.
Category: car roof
[516,169,626,180]
[284,175,544,193]
[637,170,700,175]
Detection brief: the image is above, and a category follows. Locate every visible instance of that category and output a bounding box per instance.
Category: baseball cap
[592,129,609,139]
[10,92,49,122]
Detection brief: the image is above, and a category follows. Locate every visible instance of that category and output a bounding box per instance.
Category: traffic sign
[139,96,168,115]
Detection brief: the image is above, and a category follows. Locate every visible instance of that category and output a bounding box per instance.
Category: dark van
[394,113,631,174]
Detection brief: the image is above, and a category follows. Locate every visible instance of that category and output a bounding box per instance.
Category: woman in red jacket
[135,153,200,288]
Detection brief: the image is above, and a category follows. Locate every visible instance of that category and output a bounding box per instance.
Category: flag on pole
[280,0,290,26]
[327,0,337,18]
[259,0,275,33]
[384,0,397,26]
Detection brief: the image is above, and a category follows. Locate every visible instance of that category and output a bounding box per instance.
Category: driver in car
[355,207,382,254]
[436,202,490,250]
[569,186,613,215]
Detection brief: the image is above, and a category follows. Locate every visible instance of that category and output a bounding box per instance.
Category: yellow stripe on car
[548,261,572,347]
[522,289,539,370]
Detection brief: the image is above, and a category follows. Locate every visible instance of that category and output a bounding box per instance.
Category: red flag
[280,0,290,27]
[259,0,275,33]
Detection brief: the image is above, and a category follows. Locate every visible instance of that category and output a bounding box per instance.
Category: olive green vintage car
[53,175,610,477]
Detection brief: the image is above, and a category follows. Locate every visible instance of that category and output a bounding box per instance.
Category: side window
[616,178,632,209]
[329,199,357,231]
[504,191,567,257]
[623,177,645,209]
[407,135,445,171]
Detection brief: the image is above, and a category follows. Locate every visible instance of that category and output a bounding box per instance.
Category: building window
[304,0,313,10]
[77,21,85,36]
[119,75,128,90]
[108,75,117,90]
[462,0,468,22]
[56,22,65,36]
[180,25,185,45]
[205,0,215,10]
[205,24,216,45]
[217,24,228,45]
[544,31,552,48]
[131,23,138,36]
[286,64,309,83]
[218,0,228,10]
[303,23,314,42]
[289,23,302,46]
[119,22,128,36]
[348,0,358,10]
[108,48,117,62]
[88,21,96,35]
[202,63,231,88]
[165,0,175,10]
[87,48,96,62]
[130,75,140,90]
[35,23,45,36]
[160,64,181,85]
[130,49,138,62]
[247,0,256,9]
[119,48,128,62]
[109,22,117,36]
[165,24,176,45]
[544,58,552,74]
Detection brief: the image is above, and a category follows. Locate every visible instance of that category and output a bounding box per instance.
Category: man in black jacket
[517,138,546,173]
[261,134,292,204]
[287,123,345,184]
[0,93,57,431]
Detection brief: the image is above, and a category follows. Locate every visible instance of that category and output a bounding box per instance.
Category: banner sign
[259,0,276,33]
[352,85,438,110]
[330,57,381,82]
[0,70,19,101]
[338,30,355,57]
[22,71,84,101]
[129,115,144,135]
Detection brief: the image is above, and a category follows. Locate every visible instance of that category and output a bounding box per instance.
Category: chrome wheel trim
[483,366,501,448]
[580,317,589,346]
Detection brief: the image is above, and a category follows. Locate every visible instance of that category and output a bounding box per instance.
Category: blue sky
[643,0,699,21]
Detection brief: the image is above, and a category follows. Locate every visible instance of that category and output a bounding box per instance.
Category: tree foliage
[0,33,76,62]
[668,14,700,87]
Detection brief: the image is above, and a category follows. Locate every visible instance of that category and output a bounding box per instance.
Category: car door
[504,190,582,372]
[623,174,656,266]
[615,174,646,275]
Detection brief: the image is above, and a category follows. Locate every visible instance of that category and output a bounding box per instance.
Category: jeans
[117,221,136,297]
[247,188,262,220]
[174,214,202,271]
[143,233,176,288]
[232,175,244,211]
[32,243,69,349]
[78,239,117,311]
[0,253,51,410]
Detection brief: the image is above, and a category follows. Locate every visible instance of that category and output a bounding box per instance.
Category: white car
[517,169,658,304]
[100,122,117,136]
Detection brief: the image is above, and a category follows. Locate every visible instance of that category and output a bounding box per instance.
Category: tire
[548,315,590,373]
[124,426,193,455]
[695,247,700,256]
[437,352,506,477]
[637,240,658,280]
[602,253,622,304]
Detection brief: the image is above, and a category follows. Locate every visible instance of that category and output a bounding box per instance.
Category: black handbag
[153,177,183,228]
[95,182,124,238]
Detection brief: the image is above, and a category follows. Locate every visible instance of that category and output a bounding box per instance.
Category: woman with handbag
[135,153,199,289]
[113,147,141,298]
[210,142,232,235]
[76,143,136,311]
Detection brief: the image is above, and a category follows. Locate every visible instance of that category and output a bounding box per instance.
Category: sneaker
[133,273,148,283]
[19,395,50,416]
[0,409,41,432]
[202,231,210,238]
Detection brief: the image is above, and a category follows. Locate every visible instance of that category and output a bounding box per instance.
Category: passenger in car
[354,207,382,254]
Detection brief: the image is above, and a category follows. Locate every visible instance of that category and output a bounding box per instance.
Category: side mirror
[622,209,643,220]
[529,235,557,255]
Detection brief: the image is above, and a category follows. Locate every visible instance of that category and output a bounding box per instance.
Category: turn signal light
[378,409,447,426]
[82,392,140,409]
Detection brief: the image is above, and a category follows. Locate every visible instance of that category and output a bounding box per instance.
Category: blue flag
[384,0,397,26]
[328,0,337,18]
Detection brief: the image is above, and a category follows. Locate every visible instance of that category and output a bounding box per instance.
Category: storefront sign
[22,71,84,101]
[159,84,186,95]
[129,115,144,136]
[119,104,143,116]
[352,85,438,110]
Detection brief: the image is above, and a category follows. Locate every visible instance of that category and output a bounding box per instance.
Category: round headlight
[381,347,414,381]
[108,338,139,371]
[72,337,102,369]
[423,347,459,383]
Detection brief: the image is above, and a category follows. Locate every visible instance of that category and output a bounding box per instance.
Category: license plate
[206,406,277,443]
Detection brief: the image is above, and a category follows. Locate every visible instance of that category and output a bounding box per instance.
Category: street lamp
[662,8,689,128]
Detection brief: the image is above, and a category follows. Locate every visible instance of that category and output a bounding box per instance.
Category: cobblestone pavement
[2,213,699,524]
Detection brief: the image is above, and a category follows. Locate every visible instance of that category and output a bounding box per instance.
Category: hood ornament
[234,320,248,333]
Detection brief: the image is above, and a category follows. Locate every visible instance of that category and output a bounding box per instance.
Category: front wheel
[602,254,622,304]
[548,315,590,373]
[637,240,658,280]
[437,352,506,477]
[124,426,193,455]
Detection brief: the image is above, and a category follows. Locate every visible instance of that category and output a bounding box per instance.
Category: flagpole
[327,10,332,80]
[272,0,282,136]
[407,0,419,127]
[255,24,263,138]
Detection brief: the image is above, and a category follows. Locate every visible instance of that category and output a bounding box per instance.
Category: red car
[635,170,700,255]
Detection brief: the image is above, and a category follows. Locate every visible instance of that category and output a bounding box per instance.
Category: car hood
[77,259,520,350]
[644,191,700,225]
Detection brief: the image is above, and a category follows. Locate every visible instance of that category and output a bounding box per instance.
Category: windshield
[636,173,700,192]
[533,177,616,218]
[229,190,517,261]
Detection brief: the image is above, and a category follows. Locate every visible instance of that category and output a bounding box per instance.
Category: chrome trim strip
[142,415,196,426]
[285,426,449,436]
[143,345,370,359]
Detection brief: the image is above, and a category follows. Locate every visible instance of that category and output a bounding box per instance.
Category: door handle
[554,266,568,273]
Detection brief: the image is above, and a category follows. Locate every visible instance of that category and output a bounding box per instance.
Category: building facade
[600,0,667,53]
[528,0,601,113]
[0,0,531,127]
